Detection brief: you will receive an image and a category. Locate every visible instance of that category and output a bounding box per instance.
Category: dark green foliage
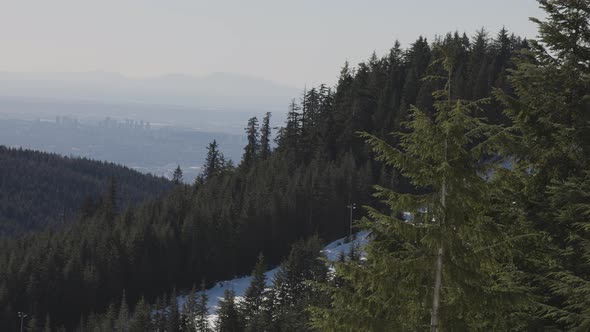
[25,315,39,332]
[173,165,184,184]
[240,253,267,330]
[241,117,260,169]
[195,282,211,332]
[259,112,272,160]
[0,25,526,331]
[312,49,528,331]
[116,291,129,332]
[179,283,211,331]
[494,1,590,329]
[152,296,167,331]
[202,140,226,180]
[100,303,116,331]
[216,289,243,332]
[0,146,172,235]
[545,172,590,329]
[167,289,181,332]
[103,176,118,221]
[271,236,328,332]
[180,286,198,331]
[129,297,151,332]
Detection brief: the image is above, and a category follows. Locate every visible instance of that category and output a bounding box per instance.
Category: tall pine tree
[259,112,272,160]
[312,48,526,331]
[173,165,184,184]
[242,117,260,169]
[195,281,211,332]
[201,140,225,180]
[494,0,590,329]
[240,253,267,330]
[215,289,243,332]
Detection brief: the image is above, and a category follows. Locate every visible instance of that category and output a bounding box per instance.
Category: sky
[0,0,545,88]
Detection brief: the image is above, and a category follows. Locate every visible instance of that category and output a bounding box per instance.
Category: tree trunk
[430,246,444,332]
[430,63,452,332]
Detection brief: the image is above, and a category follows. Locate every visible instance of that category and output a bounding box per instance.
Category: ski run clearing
[175,230,370,325]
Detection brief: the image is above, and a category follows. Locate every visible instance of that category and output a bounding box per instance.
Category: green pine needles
[311,49,527,331]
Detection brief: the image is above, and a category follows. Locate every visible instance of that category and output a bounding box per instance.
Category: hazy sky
[0,0,545,88]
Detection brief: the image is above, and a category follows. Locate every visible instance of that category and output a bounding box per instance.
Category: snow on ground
[176,267,280,317]
[176,230,371,325]
[321,231,370,261]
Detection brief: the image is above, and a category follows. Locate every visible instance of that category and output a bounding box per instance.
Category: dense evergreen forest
[0,146,172,235]
[1,0,588,330]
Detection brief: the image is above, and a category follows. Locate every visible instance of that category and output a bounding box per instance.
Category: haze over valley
[0,72,293,180]
[2,1,588,331]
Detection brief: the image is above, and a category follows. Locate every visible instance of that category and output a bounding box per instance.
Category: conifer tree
[152,296,166,331]
[312,49,525,331]
[259,112,272,160]
[202,140,225,180]
[240,253,267,329]
[129,297,151,332]
[181,286,198,331]
[242,117,260,169]
[545,172,590,329]
[43,313,51,332]
[25,315,38,332]
[77,315,86,332]
[195,281,210,332]
[102,303,117,331]
[173,165,184,184]
[494,0,590,329]
[215,289,243,332]
[167,289,181,332]
[272,236,327,331]
[277,99,302,158]
[116,291,129,332]
[0,19,529,331]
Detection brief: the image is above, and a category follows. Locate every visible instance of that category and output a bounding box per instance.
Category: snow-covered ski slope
[176,230,370,319]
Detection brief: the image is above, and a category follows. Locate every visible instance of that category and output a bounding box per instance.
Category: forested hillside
[3,0,588,330]
[0,25,527,330]
[312,1,590,331]
[0,146,172,235]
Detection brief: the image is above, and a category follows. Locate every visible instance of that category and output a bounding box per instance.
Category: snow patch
[177,231,370,325]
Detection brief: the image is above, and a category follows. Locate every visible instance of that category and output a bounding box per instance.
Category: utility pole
[18,311,27,332]
[346,203,356,239]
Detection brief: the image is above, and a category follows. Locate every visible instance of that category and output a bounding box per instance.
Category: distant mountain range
[0,71,300,112]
